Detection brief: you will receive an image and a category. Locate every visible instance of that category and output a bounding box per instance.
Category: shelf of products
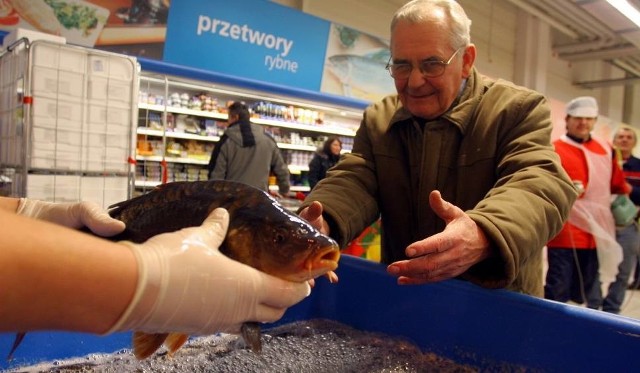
[135,72,363,194]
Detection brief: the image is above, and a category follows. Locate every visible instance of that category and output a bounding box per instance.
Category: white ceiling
[507,0,640,87]
[383,0,640,88]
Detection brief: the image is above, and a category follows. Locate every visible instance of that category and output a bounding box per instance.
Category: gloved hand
[16,198,125,237]
[108,208,311,336]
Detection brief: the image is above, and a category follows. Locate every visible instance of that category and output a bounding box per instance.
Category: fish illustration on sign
[334,25,360,48]
[327,48,395,98]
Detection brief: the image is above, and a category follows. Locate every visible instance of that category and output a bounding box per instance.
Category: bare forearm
[0,210,137,333]
[0,196,19,213]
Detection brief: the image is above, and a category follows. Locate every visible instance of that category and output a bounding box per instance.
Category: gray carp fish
[8,180,340,361]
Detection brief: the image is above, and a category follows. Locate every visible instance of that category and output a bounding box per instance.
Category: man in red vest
[546,96,631,309]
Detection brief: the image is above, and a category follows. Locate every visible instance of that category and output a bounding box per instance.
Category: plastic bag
[611,194,638,226]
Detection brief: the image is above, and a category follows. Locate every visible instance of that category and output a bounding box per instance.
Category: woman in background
[308,136,342,189]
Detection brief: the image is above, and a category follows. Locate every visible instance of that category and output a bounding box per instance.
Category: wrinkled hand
[387,190,490,285]
[16,198,125,237]
[108,208,311,336]
[298,201,330,235]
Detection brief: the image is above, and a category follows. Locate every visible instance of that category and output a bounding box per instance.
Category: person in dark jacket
[308,136,342,190]
[297,0,576,297]
[208,101,290,196]
[615,127,640,290]
[601,126,640,312]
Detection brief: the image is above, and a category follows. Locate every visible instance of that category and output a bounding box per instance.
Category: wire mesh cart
[0,38,139,208]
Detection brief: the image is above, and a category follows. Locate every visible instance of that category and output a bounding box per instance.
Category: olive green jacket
[301,68,577,296]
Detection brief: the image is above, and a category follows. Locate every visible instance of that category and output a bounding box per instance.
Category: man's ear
[461,44,476,78]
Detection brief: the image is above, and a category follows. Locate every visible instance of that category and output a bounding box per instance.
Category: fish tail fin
[132,331,168,359]
[164,333,189,357]
[6,332,25,361]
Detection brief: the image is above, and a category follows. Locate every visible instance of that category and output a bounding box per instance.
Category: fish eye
[273,229,287,245]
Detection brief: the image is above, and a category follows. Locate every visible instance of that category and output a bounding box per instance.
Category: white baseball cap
[566,96,598,118]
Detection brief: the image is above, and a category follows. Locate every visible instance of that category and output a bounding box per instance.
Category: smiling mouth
[407,90,437,99]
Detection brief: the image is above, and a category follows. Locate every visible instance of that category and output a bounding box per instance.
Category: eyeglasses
[385,47,464,80]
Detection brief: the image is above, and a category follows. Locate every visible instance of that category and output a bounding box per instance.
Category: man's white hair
[390,0,471,50]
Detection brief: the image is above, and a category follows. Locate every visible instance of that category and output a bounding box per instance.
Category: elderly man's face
[613,128,637,153]
[389,18,474,120]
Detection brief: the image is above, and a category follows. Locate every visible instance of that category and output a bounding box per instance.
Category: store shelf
[270,185,310,192]
[136,154,308,176]
[138,128,323,153]
[135,180,162,188]
[134,69,361,189]
[136,155,209,165]
[137,127,220,142]
[252,117,356,137]
[288,165,310,174]
[137,180,310,193]
[139,102,356,137]
[277,143,317,152]
[139,102,228,120]
[138,57,370,113]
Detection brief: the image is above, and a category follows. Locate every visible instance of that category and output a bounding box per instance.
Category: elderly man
[599,126,640,313]
[299,0,576,296]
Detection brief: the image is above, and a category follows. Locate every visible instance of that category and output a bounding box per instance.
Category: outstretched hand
[386,190,491,285]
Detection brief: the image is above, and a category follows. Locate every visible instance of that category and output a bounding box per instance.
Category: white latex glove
[108,208,311,336]
[16,198,125,237]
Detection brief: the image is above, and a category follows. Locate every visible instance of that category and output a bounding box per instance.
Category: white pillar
[513,10,549,93]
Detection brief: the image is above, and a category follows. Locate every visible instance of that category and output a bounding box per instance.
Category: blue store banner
[163,0,330,91]
[0,0,394,102]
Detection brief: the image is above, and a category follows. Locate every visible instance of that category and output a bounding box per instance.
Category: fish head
[221,191,340,283]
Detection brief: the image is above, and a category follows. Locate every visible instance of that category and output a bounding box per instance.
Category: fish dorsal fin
[133,331,168,359]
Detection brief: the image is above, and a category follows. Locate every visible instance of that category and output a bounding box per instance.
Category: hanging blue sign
[163,0,330,91]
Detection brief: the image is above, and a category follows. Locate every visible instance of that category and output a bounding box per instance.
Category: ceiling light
[606,0,640,28]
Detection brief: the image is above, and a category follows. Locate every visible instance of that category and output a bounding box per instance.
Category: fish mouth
[295,245,341,282]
